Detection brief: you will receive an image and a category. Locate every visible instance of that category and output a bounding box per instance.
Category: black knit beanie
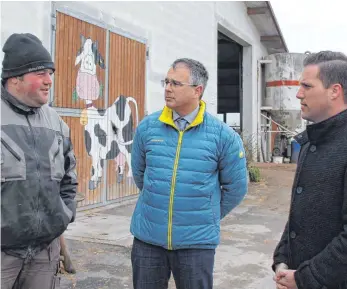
[1,33,55,80]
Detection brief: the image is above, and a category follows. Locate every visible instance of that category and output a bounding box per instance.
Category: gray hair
[303,51,347,102]
[171,58,209,98]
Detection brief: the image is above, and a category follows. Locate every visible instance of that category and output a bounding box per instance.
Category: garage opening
[217,31,243,133]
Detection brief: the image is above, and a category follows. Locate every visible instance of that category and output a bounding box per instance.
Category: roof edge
[266,1,289,52]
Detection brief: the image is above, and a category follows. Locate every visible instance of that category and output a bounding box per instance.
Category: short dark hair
[304,51,347,102]
[171,58,209,99]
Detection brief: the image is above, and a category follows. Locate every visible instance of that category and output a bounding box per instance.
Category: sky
[270,0,347,54]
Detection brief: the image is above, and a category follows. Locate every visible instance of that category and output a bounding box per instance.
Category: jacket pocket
[208,208,219,236]
[210,193,220,233]
[49,134,65,181]
[1,132,26,181]
[60,197,73,223]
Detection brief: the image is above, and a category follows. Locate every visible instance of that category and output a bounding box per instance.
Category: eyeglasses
[161,78,198,88]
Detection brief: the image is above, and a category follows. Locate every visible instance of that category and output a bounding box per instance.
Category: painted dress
[76,71,100,101]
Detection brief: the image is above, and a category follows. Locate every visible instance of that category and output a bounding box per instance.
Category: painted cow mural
[74,35,139,190]
[75,35,105,101]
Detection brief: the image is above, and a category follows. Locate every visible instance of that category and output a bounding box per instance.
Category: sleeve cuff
[272,257,288,272]
[66,200,77,223]
[294,263,324,289]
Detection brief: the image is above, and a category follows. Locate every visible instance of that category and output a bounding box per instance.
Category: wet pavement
[61,164,295,289]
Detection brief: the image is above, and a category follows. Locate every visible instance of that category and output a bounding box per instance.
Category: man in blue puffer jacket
[130,58,248,289]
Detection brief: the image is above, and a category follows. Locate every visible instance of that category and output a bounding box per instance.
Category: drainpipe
[257,59,272,162]
[267,114,272,162]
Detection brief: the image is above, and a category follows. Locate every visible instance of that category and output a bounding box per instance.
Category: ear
[80,34,86,46]
[75,53,83,66]
[195,85,203,98]
[92,41,99,65]
[9,77,19,85]
[75,36,86,66]
[331,83,343,101]
[92,40,99,53]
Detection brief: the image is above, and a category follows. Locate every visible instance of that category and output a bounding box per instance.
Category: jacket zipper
[26,116,41,236]
[167,131,184,250]
[1,138,21,161]
[25,117,40,176]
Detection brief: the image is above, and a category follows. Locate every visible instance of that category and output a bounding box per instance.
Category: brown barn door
[52,10,146,209]
[106,32,146,201]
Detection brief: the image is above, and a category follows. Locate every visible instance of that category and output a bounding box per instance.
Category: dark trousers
[131,238,215,289]
[1,238,61,289]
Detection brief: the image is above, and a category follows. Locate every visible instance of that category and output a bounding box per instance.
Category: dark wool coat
[273,109,347,289]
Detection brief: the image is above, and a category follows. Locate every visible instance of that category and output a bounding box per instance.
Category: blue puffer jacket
[130,101,248,250]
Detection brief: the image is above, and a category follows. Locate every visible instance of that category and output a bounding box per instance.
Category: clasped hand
[273,269,298,289]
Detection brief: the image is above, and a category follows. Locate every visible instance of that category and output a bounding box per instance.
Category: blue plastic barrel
[291,140,301,163]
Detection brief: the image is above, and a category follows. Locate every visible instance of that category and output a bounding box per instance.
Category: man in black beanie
[1,33,78,288]
[1,33,56,106]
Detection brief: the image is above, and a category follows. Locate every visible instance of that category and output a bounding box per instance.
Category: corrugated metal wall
[53,11,146,209]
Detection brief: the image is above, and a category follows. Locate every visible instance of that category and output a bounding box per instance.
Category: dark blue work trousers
[131,238,215,289]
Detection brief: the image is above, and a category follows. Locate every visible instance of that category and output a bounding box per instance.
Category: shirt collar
[172,105,200,124]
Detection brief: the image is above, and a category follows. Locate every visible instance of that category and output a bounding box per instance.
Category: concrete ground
[61,163,295,289]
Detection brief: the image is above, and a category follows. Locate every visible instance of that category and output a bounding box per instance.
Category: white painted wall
[1,1,53,67]
[1,1,269,158]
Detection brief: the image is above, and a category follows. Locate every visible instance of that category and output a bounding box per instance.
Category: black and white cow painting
[74,35,139,190]
[83,95,138,190]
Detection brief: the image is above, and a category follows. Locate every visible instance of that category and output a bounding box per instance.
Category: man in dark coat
[272,51,347,289]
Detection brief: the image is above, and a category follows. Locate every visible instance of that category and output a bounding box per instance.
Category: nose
[165,82,173,92]
[43,73,53,85]
[296,86,304,99]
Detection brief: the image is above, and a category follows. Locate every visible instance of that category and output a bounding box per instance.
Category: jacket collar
[159,100,206,130]
[1,85,38,115]
[295,108,347,145]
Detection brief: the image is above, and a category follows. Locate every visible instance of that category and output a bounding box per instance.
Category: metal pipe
[267,114,272,162]
[102,29,110,205]
[260,113,296,135]
[260,130,295,133]
[257,59,272,162]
